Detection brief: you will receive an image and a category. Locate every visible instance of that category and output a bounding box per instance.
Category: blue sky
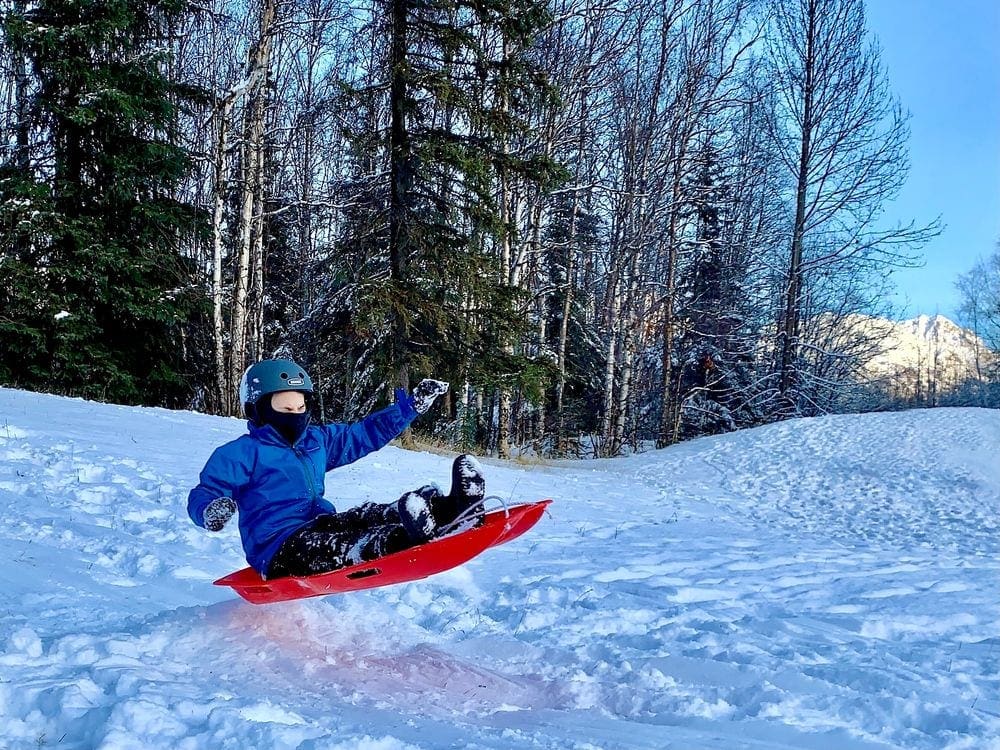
[864,0,1000,320]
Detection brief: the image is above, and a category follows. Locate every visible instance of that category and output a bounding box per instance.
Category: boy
[188,358,486,579]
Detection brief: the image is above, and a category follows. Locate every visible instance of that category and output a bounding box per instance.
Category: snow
[1,387,999,749]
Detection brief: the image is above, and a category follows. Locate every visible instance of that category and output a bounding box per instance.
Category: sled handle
[437,494,510,537]
[484,494,511,518]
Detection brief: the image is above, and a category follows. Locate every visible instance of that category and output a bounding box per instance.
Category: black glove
[411,379,449,414]
[203,497,237,532]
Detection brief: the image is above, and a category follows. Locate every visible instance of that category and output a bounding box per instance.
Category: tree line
[2,0,976,458]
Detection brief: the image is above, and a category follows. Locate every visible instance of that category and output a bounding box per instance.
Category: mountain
[842,313,996,399]
[2,387,1000,749]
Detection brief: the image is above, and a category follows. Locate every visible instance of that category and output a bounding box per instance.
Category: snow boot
[434,454,486,529]
[450,454,485,504]
[395,483,441,544]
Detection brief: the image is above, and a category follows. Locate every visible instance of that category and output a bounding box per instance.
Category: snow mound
[1,387,999,749]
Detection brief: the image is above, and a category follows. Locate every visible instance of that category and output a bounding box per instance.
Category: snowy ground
[1,387,999,750]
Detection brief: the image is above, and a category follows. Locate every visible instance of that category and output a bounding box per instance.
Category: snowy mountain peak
[845,313,996,396]
[907,313,967,341]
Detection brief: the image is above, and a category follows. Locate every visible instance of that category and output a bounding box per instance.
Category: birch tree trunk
[227,0,276,414]
[554,189,579,454]
[495,35,515,460]
[249,94,267,362]
[211,105,231,413]
[600,265,621,454]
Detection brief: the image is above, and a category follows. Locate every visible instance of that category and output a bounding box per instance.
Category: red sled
[214,499,551,605]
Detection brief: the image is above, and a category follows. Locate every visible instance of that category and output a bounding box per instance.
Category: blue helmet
[239,358,313,415]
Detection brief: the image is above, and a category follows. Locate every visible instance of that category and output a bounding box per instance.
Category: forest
[0,0,996,457]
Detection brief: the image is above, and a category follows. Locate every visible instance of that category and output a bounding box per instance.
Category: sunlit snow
[1,387,998,749]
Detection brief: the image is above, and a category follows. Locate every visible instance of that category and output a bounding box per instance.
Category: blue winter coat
[188,398,417,575]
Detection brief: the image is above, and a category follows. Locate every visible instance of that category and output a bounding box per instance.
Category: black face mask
[256,398,312,445]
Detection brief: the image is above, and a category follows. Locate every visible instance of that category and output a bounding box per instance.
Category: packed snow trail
[1,388,999,749]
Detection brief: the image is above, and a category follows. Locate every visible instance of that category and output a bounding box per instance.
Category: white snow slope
[1,388,999,750]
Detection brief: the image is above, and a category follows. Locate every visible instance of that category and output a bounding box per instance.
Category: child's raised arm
[320,380,448,469]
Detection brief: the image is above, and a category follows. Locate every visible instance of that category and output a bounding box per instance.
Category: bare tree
[957,247,1000,353]
[765,0,936,410]
[956,246,1000,406]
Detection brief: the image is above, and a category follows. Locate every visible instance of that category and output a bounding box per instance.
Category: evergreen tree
[0,0,206,404]
[299,0,564,424]
[674,142,758,438]
[385,0,563,392]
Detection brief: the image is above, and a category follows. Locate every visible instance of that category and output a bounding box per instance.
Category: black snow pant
[266,493,472,579]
